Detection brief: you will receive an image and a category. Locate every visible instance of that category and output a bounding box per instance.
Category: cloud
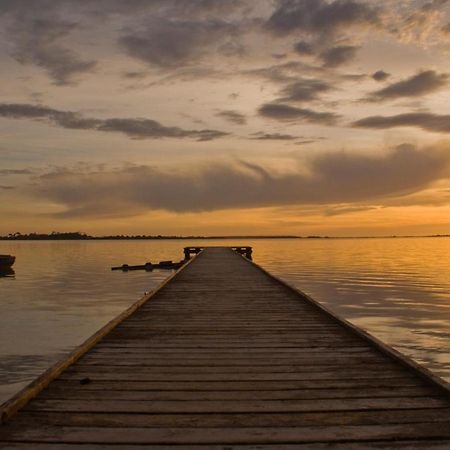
[372,70,391,82]
[293,40,359,69]
[250,132,299,140]
[443,22,450,34]
[7,17,96,85]
[1,1,248,81]
[216,110,247,125]
[244,61,321,85]
[319,45,359,68]
[364,70,448,102]
[86,0,248,17]
[146,67,228,86]
[119,19,239,69]
[396,0,449,44]
[0,185,14,190]
[293,41,315,55]
[97,118,228,141]
[353,112,450,133]
[0,104,99,129]
[278,78,332,103]
[0,169,33,175]
[265,0,380,37]
[323,205,378,216]
[258,103,339,125]
[29,143,450,217]
[0,103,228,141]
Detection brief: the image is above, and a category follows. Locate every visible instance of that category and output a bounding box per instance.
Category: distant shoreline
[1,233,449,241]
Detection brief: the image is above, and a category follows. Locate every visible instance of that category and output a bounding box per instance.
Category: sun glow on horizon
[0,0,449,235]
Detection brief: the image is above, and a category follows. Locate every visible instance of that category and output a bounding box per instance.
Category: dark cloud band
[259,103,339,125]
[319,45,359,68]
[29,144,450,217]
[216,110,247,125]
[0,103,228,141]
[353,112,450,134]
[250,132,299,140]
[364,70,448,102]
[266,0,380,36]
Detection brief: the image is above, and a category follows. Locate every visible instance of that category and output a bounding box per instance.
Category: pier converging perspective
[0,246,449,448]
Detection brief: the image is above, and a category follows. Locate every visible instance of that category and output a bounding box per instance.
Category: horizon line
[1,232,449,240]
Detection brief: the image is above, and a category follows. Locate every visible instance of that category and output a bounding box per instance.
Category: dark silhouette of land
[0,232,301,240]
[0,231,448,240]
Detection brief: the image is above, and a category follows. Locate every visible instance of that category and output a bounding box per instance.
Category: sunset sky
[1,0,450,236]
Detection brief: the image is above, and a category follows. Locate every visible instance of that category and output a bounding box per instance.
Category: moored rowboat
[0,255,15,268]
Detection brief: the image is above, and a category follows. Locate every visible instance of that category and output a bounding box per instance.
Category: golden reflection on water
[248,237,450,382]
[0,237,449,403]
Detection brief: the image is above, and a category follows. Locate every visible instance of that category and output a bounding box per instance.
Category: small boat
[0,255,15,268]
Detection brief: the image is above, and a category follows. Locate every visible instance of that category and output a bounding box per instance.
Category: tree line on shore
[1,232,448,240]
[0,232,302,240]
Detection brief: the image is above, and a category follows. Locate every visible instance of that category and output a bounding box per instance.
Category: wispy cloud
[243,61,321,85]
[7,17,96,85]
[396,0,449,44]
[0,169,33,175]
[258,103,339,125]
[250,132,299,140]
[278,78,332,103]
[216,110,247,125]
[319,45,359,68]
[265,0,380,37]
[119,19,240,69]
[0,103,228,141]
[353,112,450,133]
[364,70,448,102]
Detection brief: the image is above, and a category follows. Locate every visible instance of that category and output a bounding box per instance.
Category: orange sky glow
[1,0,450,236]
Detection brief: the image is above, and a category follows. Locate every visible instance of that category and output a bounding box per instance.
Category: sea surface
[0,238,449,403]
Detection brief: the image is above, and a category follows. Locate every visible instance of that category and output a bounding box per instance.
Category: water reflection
[250,238,450,381]
[0,238,449,404]
[0,267,14,278]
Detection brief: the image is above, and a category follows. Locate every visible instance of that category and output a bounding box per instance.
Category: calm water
[0,238,449,403]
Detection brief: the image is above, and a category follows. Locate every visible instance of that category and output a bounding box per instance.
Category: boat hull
[0,255,15,268]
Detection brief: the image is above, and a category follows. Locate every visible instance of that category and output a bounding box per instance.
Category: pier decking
[1,247,450,448]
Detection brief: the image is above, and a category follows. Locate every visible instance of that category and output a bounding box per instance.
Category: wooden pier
[1,247,450,448]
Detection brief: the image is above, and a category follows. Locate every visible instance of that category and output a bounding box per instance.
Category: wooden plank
[100,337,357,341]
[74,355,389,366]
[39,386,435,401]
[91,343,367,350]
[2,423,450,444]
[58,369,412,382]
[88,346,374,354]
[82,347,378,356]
[92,344,367,349]
[2,441,450,450]
[47,377,425,391]
[10,408,450,428]
[62,363,403,375]
[23,397,448,414]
